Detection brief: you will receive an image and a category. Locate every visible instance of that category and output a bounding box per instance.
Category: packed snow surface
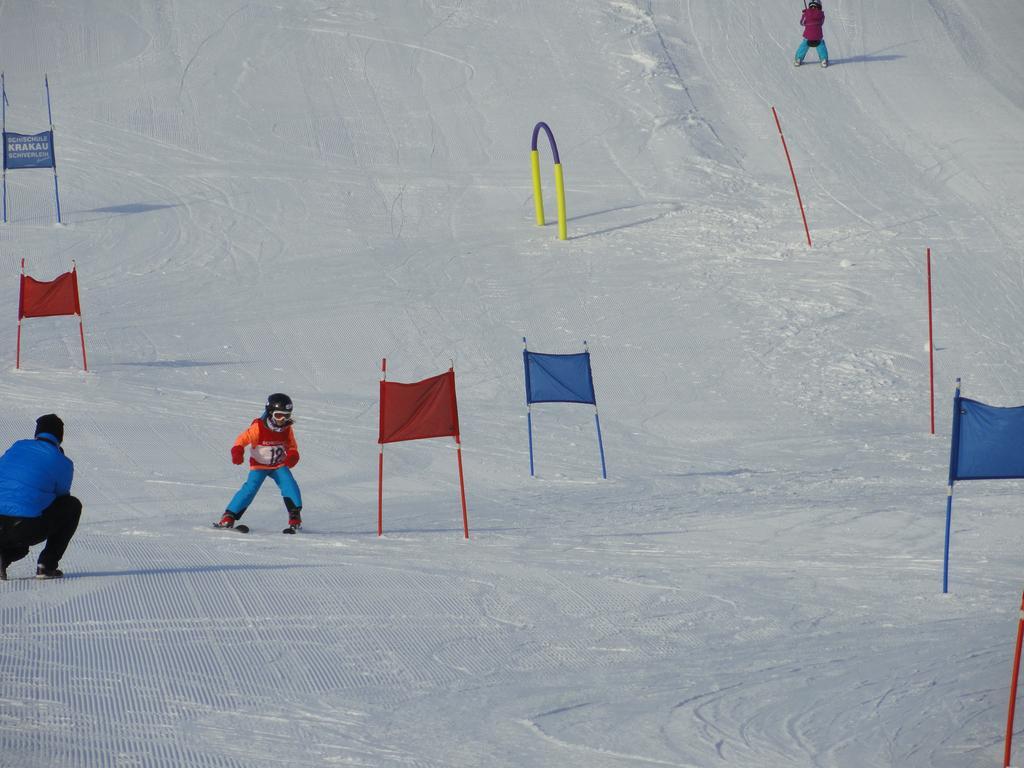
[2,1,1024,766]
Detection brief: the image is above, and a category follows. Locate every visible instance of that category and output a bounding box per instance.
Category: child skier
[217,393,303,533]
[795,0,829,68]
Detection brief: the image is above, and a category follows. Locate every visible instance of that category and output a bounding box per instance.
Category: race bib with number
[251,444,287,466]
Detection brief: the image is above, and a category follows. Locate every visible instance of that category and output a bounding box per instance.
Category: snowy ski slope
[1,1,1023,766]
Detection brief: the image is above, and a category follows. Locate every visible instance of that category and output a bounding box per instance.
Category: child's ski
[212,523,250,533]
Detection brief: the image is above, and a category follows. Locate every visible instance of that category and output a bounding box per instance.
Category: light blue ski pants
[227,467,302,516]
[795,39,829,63]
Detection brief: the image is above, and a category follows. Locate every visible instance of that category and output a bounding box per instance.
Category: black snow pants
[0,495,82,570]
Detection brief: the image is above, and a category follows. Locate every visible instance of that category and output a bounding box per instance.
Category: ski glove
[285,449,300,468]
[231,445,245,465]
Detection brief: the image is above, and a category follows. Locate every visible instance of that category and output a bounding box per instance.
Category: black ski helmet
[264,393,294,424]
[808,1,822,7]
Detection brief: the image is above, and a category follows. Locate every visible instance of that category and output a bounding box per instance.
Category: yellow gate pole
[531,150,545,226]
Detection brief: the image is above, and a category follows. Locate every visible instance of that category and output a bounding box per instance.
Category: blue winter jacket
[0,434,74,518]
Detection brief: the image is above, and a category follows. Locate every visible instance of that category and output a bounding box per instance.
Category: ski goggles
[269,410,292,422]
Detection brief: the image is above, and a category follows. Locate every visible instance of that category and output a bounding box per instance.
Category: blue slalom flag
[524,350,596,405]
[4,130,54,169]
[943,383,1024,593]
[950,397,1024,481]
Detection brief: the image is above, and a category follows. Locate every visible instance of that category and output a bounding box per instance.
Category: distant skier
[0,414,82,580]
[794,0,829,68]
[216,393,303,533]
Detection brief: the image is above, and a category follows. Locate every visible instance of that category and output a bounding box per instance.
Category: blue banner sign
[4,131,55,169]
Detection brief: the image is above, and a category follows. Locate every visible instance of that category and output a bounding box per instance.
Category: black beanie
[35,414,64,444]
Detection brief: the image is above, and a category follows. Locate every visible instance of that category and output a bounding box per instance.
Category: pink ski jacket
[800,7,825,41]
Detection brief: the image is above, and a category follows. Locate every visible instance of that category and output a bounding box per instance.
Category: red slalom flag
[379,369,460,444]
[19,269,80,319]
[377,363,468,539]
[17,260,88,371]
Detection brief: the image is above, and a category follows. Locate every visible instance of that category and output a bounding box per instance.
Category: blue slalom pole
[523,337,536,476]
[583,340,607,479]
[44,75,61,224]
[527,409,535,476]
[2,71,7,223]
[943,377,962,593]
[942,489,954,593]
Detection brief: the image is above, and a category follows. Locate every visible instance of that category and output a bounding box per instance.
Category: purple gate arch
[531,121,561,164]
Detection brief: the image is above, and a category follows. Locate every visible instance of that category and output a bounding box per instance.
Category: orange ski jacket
[233,418,298,470]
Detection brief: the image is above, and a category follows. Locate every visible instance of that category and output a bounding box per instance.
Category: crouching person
[0,414,81,580]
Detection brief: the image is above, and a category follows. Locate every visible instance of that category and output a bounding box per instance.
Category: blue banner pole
[943,377,962,593]
[584,341,607,479]
[44,75,61,224]
[523,337,536,476]
[2,71,8,223]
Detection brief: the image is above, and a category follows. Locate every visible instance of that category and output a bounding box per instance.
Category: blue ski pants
[795,39,828,63]
[227,467,302,517]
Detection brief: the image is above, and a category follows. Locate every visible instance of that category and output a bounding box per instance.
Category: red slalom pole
[455,438,469,539]
[378,358,386,536]
[1006,591,1024,766]
[771,106,812,247]
[72,263,88,372]
[927,248,935,434]
[16,258,24,369]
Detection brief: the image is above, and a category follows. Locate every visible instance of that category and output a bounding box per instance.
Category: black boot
[283,499,302,533]
[36,563,64,579]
